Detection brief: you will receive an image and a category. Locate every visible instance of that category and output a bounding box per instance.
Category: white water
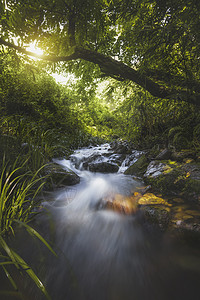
[7,144,200,300]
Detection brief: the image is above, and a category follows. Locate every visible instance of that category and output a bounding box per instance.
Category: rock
[80,153,102,169]
[135,185,152,195]
[138,193,172,207]
[103,193,139,214]
[137,193,171,231]
[44,162,80,190]
[144,161,168,178]
[141,205,171,231]
[124,154,148,177]
[88,162,119,173]
[155,148,171,160]
[170,204,200,243]
[143,160,200,199]
[110,140,133,154]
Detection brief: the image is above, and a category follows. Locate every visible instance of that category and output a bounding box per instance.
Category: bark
[0,38,199,106]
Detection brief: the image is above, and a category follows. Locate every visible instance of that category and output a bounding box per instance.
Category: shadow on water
[1,144,200,300]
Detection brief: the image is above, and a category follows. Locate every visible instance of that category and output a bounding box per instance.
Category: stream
[2,144,200,299]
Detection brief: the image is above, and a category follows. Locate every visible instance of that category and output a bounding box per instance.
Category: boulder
[137,193,171,231]
[143,160,200,199]
[138,193,172,207]
[170,204,200,243]
[110,140,133,154]
[80,153,102,169]
[44,162,80,190]
[88,162,119,173]
[103,193,140,215]
[124,154,148,177]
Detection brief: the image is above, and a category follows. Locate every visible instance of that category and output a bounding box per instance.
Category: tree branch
[0,38,199,106]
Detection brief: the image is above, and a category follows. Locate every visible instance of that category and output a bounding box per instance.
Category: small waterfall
[9,143,200,300]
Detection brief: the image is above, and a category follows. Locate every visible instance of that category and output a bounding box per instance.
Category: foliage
[104,80,200,149]
[0,158,56,299]
[0,0,199,104]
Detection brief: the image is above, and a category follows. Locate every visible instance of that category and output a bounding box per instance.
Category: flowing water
[2,144,200,299]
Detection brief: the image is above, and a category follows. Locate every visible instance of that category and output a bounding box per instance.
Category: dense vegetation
[0,0,199,298]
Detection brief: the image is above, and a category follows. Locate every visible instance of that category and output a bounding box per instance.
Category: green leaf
[11,250,51,300]
[14,220,57,257]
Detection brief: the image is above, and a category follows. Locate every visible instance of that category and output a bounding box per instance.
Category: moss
[184,178,200,196]
[124,154,148,177]
[144,161,186,195]
[144,160,200,200]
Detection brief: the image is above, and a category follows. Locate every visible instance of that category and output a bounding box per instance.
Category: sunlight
[51,72,77,85]
[26,42,44,58]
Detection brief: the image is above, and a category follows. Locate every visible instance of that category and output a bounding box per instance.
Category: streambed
[2,144,200,300]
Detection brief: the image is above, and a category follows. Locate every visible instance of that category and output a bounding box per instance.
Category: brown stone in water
[104,193,140,215]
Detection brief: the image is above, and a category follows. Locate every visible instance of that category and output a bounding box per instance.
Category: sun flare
[26,42,44,56]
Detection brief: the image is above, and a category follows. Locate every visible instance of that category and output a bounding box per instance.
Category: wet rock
[137,193,171,231]
[135,185,152,195]
[124,154,148,177]
[138,193,172,207]
[144,161,167,178]
[81,153,103,169]
[88,162,119,173]
[44,162,80,190]
[143,160,200,199]
[141,205,171,231]
[110,140,133,154]
[170,204,200,243]
[103,193,138,214]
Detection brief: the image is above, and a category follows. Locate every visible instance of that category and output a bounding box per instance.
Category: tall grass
[0,159,56,299]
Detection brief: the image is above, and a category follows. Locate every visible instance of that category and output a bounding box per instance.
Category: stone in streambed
[138,193,172,207]
[103,193,139,215]
[124,154,148,177]
[44,162,80,190]
[138,193,171,231]
[98,192,142,215]
[88,162,119,173]
[143,160,200,199]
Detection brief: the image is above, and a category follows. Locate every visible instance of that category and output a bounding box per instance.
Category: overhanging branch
[0,38,199,106]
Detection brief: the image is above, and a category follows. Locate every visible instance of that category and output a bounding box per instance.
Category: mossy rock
[44,162,80,190]
[124,154,148,177]
[138,193,172,207]
[144,160,200,199]
[143,160,181,195]
[88,162,119,173]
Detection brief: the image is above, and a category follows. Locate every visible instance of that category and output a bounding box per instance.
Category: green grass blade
[2,265,18,291]
[11,250,51,300]
[14,221,57,257]
[0,236,19,270]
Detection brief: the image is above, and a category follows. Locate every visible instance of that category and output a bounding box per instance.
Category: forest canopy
[0,0,200,106]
